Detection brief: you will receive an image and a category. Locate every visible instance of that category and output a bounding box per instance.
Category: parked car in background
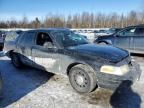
[4,28,141,93]
[94,29,109,37]
[94,25,144,54]
[107,28,122,35]
[0,30,23,51]
[0,31,6,51]
[94,29,110,40]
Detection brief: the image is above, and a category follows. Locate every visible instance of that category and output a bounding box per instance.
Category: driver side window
[36,32,53,47]
[118,27,136,36]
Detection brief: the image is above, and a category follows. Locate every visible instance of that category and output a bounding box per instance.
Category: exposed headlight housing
[100,65,129,76]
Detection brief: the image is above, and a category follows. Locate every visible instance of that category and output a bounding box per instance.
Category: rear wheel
[69,64,97,93]
[11,53,22,68]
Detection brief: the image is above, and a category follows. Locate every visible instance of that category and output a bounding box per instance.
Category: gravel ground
[0,56,143,108]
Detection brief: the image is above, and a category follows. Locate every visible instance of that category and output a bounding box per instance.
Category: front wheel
[69,64,97,93]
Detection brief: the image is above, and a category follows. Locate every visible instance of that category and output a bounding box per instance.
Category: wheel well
[67,63,81,75]
[98,41,108,44]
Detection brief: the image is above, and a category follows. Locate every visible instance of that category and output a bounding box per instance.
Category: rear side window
[18,31,36,46]
[117,27,136,36]
[5,31,19,41]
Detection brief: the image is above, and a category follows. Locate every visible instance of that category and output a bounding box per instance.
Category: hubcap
[74,71,88,88]
[76,75,84,85]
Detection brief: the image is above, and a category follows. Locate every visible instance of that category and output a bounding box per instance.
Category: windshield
[51,30,89,47]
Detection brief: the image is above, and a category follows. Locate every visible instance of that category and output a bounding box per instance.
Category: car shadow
[110,80,142,108]
[0,59,54,107]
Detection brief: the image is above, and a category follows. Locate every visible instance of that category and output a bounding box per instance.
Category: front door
[132,27,144,53]
[31,32,61,73]
[17,31,36,65]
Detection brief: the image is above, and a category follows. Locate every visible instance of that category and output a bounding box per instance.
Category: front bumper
[97,62,142,90]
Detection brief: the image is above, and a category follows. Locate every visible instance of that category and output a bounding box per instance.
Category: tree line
[0,11,144,28]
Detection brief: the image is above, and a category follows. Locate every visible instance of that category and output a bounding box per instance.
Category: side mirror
[43,42,55,48]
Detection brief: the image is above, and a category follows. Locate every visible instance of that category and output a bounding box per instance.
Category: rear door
[31,31,61,73]
[17,31,36,65]
[131,26,144,53]
[113,27,136,50]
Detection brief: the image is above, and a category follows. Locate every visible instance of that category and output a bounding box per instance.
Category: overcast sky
[0,0,143,21]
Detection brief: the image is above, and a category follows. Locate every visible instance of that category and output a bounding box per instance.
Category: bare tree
[1,11,144,29]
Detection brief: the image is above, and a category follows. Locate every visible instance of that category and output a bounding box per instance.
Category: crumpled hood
[67,44,129,63]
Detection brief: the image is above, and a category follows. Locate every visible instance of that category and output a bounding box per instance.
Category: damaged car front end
[67,44,141,91]
[96,57,141,90]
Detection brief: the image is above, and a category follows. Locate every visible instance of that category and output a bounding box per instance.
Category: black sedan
[4,28,141,93]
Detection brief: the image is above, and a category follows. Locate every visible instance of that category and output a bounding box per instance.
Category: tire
[11,53,22,68]
[69,64,97,93]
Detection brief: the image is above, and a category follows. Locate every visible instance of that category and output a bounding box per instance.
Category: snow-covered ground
[0,55,143,108]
